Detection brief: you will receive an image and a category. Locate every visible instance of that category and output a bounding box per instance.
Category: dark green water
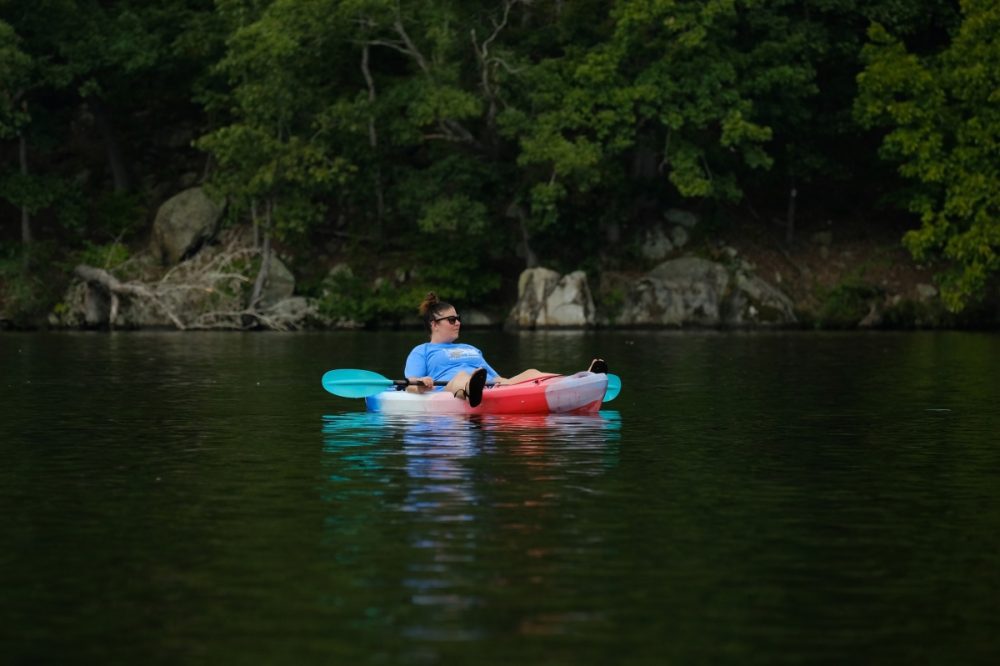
[1,330,998,665]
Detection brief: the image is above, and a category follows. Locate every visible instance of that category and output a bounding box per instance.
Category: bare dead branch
[480,0,518,59]
[74,264,187,330]
[471,1,522,127]
[391,18,430,73]
[367,38,412,58]
[70,225,311,332]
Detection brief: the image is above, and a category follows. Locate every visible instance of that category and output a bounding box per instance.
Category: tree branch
[391,14,430,74]
[471,0,522,127]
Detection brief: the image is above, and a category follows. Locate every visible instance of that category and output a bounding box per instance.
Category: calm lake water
[1,330,998,664]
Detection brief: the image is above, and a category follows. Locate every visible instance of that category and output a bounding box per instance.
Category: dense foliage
[1,0,996,324]
[856,0,999,311]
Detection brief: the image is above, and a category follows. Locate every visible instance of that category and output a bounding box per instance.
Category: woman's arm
[404,344,435,392]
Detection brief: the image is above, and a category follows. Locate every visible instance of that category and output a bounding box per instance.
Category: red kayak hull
[365,372,607,415]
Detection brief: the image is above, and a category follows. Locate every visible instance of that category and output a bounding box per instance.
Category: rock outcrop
[614,257,797,327]
[617,258,730,326]
[506,258,795,329]
[507,268,597,329]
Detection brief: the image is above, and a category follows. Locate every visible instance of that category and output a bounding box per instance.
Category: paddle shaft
[398,376,618,400]
[394,379,505,391]
[393,379,449,391]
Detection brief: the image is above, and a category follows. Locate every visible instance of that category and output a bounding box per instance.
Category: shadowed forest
[1,0,997,329]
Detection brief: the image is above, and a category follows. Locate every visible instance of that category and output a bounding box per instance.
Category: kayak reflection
[318,411,621,640]
[320,410,622,519]
[320,410,621,461]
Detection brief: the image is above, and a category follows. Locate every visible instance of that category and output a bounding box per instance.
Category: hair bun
[418,291,439,316]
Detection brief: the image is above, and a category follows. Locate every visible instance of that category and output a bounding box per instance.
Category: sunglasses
[433,315,461,325]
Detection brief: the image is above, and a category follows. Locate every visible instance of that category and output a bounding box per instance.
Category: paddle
[321,368,443,398]
[324,367,623,403]
[603,373,622,402]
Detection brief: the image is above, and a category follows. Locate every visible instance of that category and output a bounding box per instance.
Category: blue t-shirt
[404,342,500,383]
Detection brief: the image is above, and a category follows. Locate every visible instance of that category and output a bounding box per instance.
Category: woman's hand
[406,376,434,393]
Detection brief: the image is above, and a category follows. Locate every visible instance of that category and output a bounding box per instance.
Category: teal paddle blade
[322,368,394,398]
[603,373,622,402]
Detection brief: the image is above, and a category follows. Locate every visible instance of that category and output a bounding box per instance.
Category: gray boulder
[262,296,326,330]
[507,268,596,329]
[150,187,225,265]
[724,272,798,325]
[616,257,796,327]
[670,225,690,249]
[915,283,938,301]
[462,308,500,327]
[640,225,674,261]
[507,267,559,328]
[619,258,729,326]
[258,254,296,308]
[665,208,699,228]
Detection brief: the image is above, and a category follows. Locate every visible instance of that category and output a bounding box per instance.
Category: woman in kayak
[405,292,606,407]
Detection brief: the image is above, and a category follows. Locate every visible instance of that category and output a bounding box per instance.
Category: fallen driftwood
[74,264,187,329]
[68,226,321,331]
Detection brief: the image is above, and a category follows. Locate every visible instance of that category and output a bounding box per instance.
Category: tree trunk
[251,199,260,249]
[249,200,273,310]
[361,45,385,242]
[786,184,797,245]
[19,133,30,244]
[19,133,31,271]
[90,98,131,193]
[506,202,538,268]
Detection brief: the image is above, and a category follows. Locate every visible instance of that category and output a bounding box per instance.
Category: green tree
[335,0,520,292]
[738,0,960,232]
[856,0,1000,311]
[498,0,963,253]
[496,0,788,260]
[0,20,30,139]
[1,0,224,251]
[0,18,41,267]
[9,0,223,189]
[199,0,523,319]
[197,0,353,307]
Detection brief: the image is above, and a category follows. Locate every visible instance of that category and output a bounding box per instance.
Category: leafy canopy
[856,0,1000,311]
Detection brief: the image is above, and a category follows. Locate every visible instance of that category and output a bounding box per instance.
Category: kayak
[365,371,608,415]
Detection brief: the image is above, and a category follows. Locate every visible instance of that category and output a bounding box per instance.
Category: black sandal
[588,358,608,374]
[467,368,487,407]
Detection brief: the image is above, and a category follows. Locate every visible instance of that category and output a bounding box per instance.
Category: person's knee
[446,371,470,390]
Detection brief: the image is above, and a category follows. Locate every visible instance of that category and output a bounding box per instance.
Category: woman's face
[429,306,461,343]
